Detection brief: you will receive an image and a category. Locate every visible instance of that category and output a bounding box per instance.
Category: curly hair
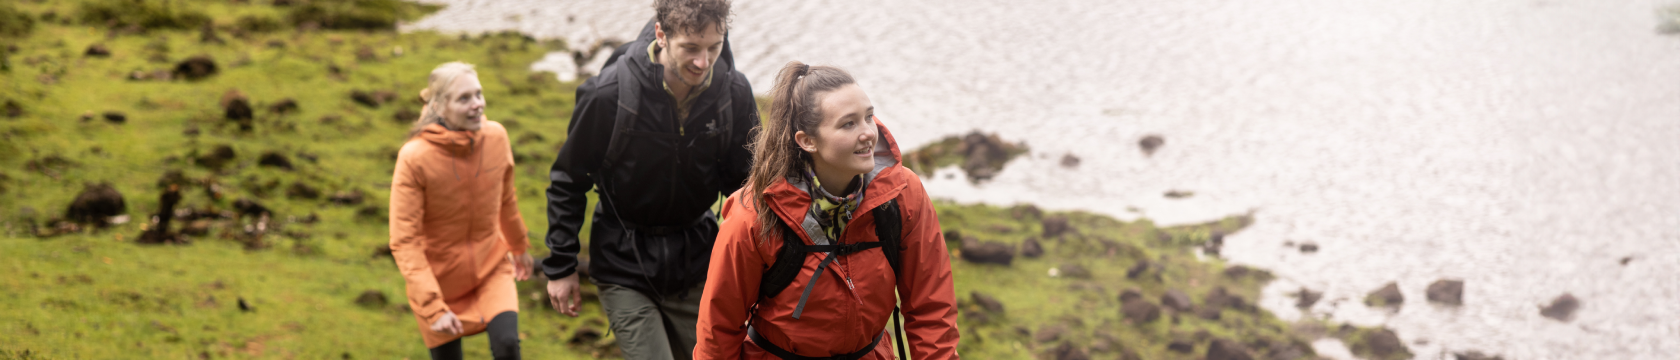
[654,0,731,36]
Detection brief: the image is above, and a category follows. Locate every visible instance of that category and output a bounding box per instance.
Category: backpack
[598,38,736,174]
[755,198,910,360]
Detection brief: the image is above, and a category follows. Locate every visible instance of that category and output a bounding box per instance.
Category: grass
[1,0,1377,358]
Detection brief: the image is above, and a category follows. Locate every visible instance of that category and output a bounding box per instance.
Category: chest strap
[748,325,883,360]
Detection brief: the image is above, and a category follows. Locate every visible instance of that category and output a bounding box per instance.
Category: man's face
[655,22,725,87]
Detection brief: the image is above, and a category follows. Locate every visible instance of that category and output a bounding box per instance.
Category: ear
[794,130,817,153]
[654,22,666,47]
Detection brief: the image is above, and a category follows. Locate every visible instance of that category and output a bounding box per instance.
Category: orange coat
[696,119,960,360]
[389,122,530,348]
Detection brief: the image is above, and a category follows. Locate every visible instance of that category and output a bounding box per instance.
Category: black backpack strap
[870,199,908,360]
[601,61,641,172]
[758,220,807,300]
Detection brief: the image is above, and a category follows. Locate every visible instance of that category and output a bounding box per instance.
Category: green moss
[283,0,441,31]
[76,0,212,32]
[0,2,36,38]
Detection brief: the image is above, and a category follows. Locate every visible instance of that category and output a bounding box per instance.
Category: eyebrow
[838,106,875,123]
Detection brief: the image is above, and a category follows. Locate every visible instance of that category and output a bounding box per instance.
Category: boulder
[1020,237,1043,258]
[257,152,293,170]
[1365,282,1404,307]
[225,97,252,122]
[354,290,387,308]
[173,56,219,80]
[197,145,237,170]
[1166,339,1194,353]
[1059,153,1080,168]
[970,291,1005,314]
[1041,215,1071,238]
[1357,328,1409,360]
[1299,242,1319,253]
[1426,279,1464,305]
[1160,289,1193,311]
[1121,298,1161,324]
[85,44,111,57]
[1138,134,1164,156]
[1540,293,1579,321]
[269,98,299,114]
[1206,338,1254,360]
[66,183,126,225]
[102,111,127,124]
[1295,287,1323,308]
[959,236,1014,265]
[1118,288,1142,303]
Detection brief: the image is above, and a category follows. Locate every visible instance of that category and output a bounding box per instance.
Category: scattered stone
[372,244,394,259]
[568,326,602,345]
[354,290,387,308]
[355,205,384,222]
[350,89,397,108]
[1206,338,1254,360]
[1125,260,1153,280]
[85,44,111,57]
[1041,215,1071,238]
[328,190,365,205]
[1051,342,1089,360]
[225,97,252,125]
[1354,328,1409,360]
[1139,134,1165,156]
[1222,264,1251,279]
[1035,323,1067,343]
[237,297,253,312]
[1161,289,1193,311]
[66,183,127,226]
[257,152,293,170]
[1366,282,1404,307]
[1164,190,1194,199]
[287,183,320,200]
[1020,237,1043,258]
[136,185,185,245]
[297,213,319,224]
[393,107,418,123]
[173,56,219,80]
[1619,256,1632,266]
[958,236,1014,265]
[3,99,21,118]
[1009,204,1042,220]
[1454,350,1504,360]
[1118,288,1142,303]
[1540,293,1579,321]
[231,198,271,218]
[1166,339,1194,353]
[102,111,127,124]
[1204,287,1253,312]
[971,291,1004,314]
[270,98,299,114]
[197,145,237,170]
[1058,264,1092,279]
[1121,297,1161,324]
[1299,242,1319,253]
[1059,153,1080,168]
[1295,287,1323,308]
[1426,279,1464,305]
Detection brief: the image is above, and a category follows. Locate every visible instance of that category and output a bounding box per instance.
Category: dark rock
[1020,236,1043,258]
[1009,204,1042,220]
[1161,289,1193,311]
[173,56,219,80]
[355,205,384,222]
[1059,153,1080,168]
[237,297,253,312]
[1051,342,1089,360]
[1295,287,1323,308]
[957,131,1021,182]
[350,89,397,108]
[1619,256,1632,265]
[269,98,299,114]
[1205,287,1253,312]
[1035,323,1067,343]
[102,111,126,124]
[1223,265,1251,279]
[1089,332,1120,353]
[1118,288,1142,303]
[1164,190,1193,199]
[197,145,237,170]
[354,290,387,308]
[393,107,418,123]
[85,44,111,57]
[1041,215,1071,238]
[257,152,293,170]
[231,198,270,218]
[66,183,126,226]
[156,170,190,190]
[1139,134,1164,156]
[287,183,320,200]
[568,326,602,345]
[1125,260,1153,280]
[1166,339,1194,353]
[328,190,366,205]
[3,99,21,118]
[1454,350,1505,360]
[1121,298,1161,324]
[1366,282,1404,307]
[959,236,1014,265]
[1356,328,1409,360]
[225,97,252,122]
[1058,264,1092,279]
[136,186,185,245]
[297,213,319,224]
[372,244,393,259]
[1540,293,1579,321]
[1299,242,1319,253]
[971,291,1005,314]
[1426,279,1464,305]
[1206,338,1254,360]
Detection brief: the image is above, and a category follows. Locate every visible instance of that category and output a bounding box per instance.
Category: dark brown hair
[654,0,731,36]
[746,61,855,241]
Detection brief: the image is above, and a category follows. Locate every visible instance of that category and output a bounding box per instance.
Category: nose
[692,56,708,71]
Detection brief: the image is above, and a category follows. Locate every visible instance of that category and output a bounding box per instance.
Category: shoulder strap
[873,199,904,278]
[757,198,905,300]
[601,54,641,172]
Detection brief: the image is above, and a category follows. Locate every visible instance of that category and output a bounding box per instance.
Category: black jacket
[542,19,758,300]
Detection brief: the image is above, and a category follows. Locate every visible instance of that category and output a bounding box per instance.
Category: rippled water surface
[405,0,1680,358]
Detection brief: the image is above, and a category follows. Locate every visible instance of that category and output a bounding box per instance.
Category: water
[404,0,1680,358]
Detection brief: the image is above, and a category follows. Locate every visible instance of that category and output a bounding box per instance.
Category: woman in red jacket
[695,61,960,360]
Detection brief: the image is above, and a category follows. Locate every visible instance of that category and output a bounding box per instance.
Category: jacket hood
[761,117,908,238]
[418,123,482,156]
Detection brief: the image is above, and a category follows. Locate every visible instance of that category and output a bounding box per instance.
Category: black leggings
[429,311,520,360]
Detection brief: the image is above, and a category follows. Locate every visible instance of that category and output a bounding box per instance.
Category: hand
[511,253,534,281]
[547,274,581,317]
[430,311,462,335]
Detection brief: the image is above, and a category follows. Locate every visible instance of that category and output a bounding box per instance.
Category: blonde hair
[408,61,478,137]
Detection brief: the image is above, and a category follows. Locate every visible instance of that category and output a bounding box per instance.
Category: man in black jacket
[541,0,756,358]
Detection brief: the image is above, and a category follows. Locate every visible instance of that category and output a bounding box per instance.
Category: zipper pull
[845,277,856,290]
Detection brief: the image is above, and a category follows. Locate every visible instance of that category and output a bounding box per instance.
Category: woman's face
[439,75,485,131]
[796,84,877,180]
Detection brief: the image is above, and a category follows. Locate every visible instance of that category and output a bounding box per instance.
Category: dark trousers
[428,311,520,360]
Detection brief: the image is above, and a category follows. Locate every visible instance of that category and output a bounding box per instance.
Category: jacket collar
[763,118,909,237]
[418,123,480,156]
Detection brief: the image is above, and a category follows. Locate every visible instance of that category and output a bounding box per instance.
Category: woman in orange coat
[695,62,960,360]
[390,61,533,360]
